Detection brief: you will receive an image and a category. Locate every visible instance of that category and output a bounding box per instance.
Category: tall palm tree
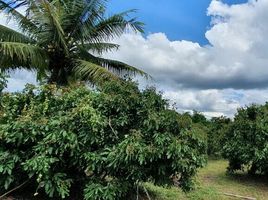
[0,0,147,85]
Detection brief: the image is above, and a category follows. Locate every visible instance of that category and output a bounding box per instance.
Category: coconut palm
[0,0,147,85]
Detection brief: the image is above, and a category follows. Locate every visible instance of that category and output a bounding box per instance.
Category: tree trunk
[48,67,68,85]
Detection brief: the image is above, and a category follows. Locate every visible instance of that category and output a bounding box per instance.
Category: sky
[107,0,212,45]
[1,0,268,118]
[108,0,248,45]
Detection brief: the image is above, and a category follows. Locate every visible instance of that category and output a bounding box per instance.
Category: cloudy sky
[1,0,268,117]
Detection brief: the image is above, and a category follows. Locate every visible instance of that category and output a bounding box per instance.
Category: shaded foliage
[188,111,231,158]
[191,111,209,126]
[0,80,206,199]
[207,116,231,158]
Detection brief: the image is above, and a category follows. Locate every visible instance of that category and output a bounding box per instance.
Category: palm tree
[0,0,147,85]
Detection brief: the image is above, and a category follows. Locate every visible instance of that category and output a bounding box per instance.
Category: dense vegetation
[0,72,7,93]
[0,0,146,85]
[223,104,268,176]
[0,80,206,199]
[1,1,268,199]
[207,117,230,158]
[189,112,230,158]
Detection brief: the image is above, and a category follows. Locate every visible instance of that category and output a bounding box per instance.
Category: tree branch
[0,179,30,199]
[108,117,118,138]
[143,186,152,200]
[221,193,256,200]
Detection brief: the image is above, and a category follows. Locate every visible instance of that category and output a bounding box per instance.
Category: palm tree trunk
[48,67,68,85]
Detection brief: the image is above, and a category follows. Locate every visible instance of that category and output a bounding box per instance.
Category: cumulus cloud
[106,0,268,90]
[2,0,268,117]
[102,0,268,117]
[164,88,268,118]
[163,89,240,117]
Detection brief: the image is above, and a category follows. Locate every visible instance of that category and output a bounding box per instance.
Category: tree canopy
[223,104,268,175]
[0,80,206,199]
[0,0,147,85]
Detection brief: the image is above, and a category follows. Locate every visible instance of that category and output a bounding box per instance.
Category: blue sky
[108,0,248,45]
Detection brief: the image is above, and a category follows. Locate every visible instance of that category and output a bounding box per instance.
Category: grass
[145,160,268,200]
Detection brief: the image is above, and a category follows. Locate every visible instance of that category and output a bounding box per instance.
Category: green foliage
[0,71,7,93]
[0,0,147,85]
[190,111,231,158]
[186,111,209,156]
[223,104,268,175]
[0,80,206,199]
[207,116,231,158]
[177,112,192,130]
[191,111,209,126]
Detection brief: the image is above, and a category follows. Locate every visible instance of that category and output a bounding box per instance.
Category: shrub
[0,80,206,199]
[223,104,268,175]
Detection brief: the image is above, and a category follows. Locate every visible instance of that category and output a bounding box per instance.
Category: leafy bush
[223,104,268,175]
[0,80,206,199]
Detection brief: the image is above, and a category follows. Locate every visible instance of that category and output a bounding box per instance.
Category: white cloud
[5,70,37,92]
[163,88,268,117]
[101,0,268,117]
[2,0,268,117]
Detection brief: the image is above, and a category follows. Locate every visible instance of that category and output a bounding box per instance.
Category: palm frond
[73,59,118,83]
[43,1,69,54]
[62,0,104,33]
[78,47,149,78]
[80,9,144,43]
[0,25,34,43]
[94,58,149,78]
[30,0,69,55]
[61,0,106,45]
[78,42,119,54]
[0,0,38,35]
[0,42,48,70]
[1,0,28,9]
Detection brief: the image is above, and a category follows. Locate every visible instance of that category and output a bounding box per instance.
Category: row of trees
[190,106,268,178]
